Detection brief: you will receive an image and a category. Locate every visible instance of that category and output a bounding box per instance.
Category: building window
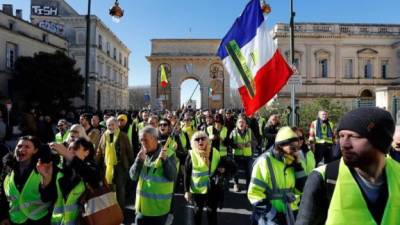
[113,70,117,83]
[106,65,111,80]
[364,60,373,79]
[77,32,85,45]
[98,35,103,50]
[119,52,122,64]
[8,22,14,30]
[381,60,388,79]
[113,48,117,60]
[124,57,127,67]
[319,59,328,78]
[344,59,353,78]
[42,34,48,43]
[106,42,110,56]
[6,42,18,70]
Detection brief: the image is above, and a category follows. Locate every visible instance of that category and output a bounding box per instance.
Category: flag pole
[160,59,212,156]
[289,0,296,127]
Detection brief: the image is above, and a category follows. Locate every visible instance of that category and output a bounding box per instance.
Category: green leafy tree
[298,98,348,135]
[13,51,83,114]
[261,98,348,136]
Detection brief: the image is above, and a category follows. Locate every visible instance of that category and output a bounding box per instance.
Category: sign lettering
[38,20,65,36]
[32,5,58,16]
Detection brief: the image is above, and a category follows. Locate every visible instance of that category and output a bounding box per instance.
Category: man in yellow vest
[248,126,307,225]
[96,117,133,213]
[137,110,150,131]
[54,119,69,144]
[296,107,400,225]
[388,126,400,162]
[206,114,228,158]
[308,110,335,164]
[129,126,178,225]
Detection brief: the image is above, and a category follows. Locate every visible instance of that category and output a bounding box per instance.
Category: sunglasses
[194,137,207,142]
[159,123,169,127]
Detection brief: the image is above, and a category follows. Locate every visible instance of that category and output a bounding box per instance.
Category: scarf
[316,118,333,139]
[104,128,120,184]
[195,145,211,167]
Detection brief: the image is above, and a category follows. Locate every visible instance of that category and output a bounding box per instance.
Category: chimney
[16,9,22,19]
[2,4,13,16]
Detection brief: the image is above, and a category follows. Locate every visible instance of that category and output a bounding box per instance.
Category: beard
[342,150,376,168]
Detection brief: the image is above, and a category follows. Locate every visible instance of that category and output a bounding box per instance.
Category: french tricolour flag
[217,0,293,116]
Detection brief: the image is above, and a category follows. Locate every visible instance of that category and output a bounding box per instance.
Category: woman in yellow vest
[248,126,307,225]
[43,137,102,225]
[184,131,225,225]
[291,127,316,175]
[182,116,196,141]
[0,136,52,225]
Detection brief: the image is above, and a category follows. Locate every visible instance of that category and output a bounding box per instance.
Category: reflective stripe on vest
[4,171,50,224]
[135,148,176,217]
[127,124,133,145]
[232,129,252,157]
[51,173,85,225]
[247,153,298,213]
[189,148,221,194]
[324,158,400,225]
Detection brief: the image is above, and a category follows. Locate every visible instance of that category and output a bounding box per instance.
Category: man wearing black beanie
[296,107,400,225]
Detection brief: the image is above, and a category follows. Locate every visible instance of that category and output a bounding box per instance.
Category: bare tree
[229,88,243,109]
[129,86,150,110]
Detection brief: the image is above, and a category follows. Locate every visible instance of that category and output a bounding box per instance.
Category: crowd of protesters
[0,106,399,225]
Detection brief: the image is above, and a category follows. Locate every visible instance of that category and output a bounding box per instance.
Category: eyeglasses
[159,123,168,127]
[194,137,207,142]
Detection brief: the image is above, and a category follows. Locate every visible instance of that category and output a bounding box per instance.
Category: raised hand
[36,160,53,187]
[158,147,168,160]
[137,147,147,161]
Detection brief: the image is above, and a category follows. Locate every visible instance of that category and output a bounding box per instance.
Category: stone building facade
[30,0,130,110]
[275,22,400,108]
[148,23,400,110]
[0,4,68,98]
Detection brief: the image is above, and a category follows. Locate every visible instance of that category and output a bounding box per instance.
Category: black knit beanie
[337,107,395,153]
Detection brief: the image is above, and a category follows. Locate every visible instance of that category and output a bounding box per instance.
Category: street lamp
[109,0,124,23]
[84,0,91,112]
[260,0,271,15]
[84,0,124,112]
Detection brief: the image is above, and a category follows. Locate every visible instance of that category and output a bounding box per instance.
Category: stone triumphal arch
[147,39,230,110]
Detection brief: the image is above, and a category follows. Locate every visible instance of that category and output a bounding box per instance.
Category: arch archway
[180,78,201,109]
[359,89,374,99]
[147,40,230,110]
